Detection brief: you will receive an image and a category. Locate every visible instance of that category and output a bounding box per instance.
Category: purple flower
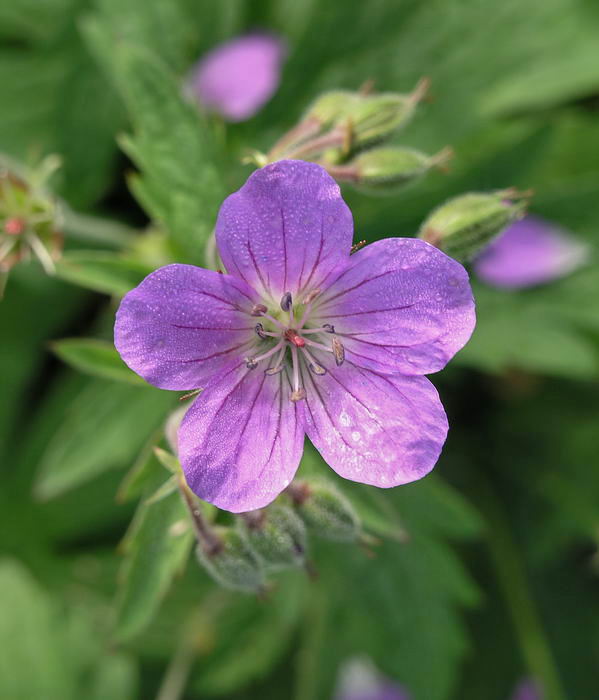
[187,34,285,122]
[510,679,543,700]
[334,659,411,700]
[474,216,588,289]
[115,160,475,512]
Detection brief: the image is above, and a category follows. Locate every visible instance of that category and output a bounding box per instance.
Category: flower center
[245,290,344,402]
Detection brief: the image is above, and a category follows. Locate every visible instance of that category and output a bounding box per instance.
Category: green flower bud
[330,146,452,195]
[289,480,360,542]
[305,90,358,129]
[239,505,307,571]
[347,78,429,150]
[196,527,266,594]
[419,189,531,262]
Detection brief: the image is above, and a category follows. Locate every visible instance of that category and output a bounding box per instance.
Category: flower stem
[475,476,566,700]
[155,631,196,700]
[178,478,221,555]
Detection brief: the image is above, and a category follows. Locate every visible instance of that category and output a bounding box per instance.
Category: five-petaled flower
[115,160,475,512]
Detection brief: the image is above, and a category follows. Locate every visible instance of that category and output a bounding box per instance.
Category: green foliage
[51,338,144,384]
[115,491,194,641]
[3,0,599,698]
[82,11,227,262]
[34,380,174,500]
[0,559,138,700]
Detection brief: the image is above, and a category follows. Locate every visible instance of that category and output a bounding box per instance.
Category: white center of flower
[245,290,344,402]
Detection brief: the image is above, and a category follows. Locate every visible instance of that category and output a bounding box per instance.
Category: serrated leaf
[55,251,155,296]
[114,491,193,641]
[51,338,143,385]
[82,19,226,261]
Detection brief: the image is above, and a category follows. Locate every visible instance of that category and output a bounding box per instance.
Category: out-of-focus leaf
[55,251,155,296]
[51,338,144,385]
[0,559,78,699]
[192,574,307,696]
[153,447,181,474]
[89,653,138,700]
[144,474,179,506]
[456,280,599,380]
[61,208,137,248]
[114,490,193,641]
[82,19,226,261]
[34,380,174,500]
[292,450,480,700]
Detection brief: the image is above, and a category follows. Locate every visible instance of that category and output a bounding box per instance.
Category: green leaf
[34,380,174,500]
[114,490,193,641]
[82,19,226,261]
[0,559,78,699]
[144,474,179,506]
[153,446,181,474]
[192,574,308,696]
[51,338,144,385]
[55,251,155,296]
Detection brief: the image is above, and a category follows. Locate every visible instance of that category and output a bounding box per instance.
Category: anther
[303,288,321,305]
[308,362,327,376]
[284,329,306,348]
[290,388,307,402]
[251,304,267,317]
[254,323,267,339]
[280,291,293,312]
[323,323,335,333]
[332,337,345,366]
[245,358,258,369]
[265,365,284,376]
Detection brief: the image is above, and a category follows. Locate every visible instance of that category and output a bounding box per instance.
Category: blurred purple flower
[474,216,588,289]
[115,160,475,512]
[510,678,543,700]
[187,33,286,122]
[334,659,411,700]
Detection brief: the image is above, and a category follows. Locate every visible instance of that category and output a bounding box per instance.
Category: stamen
[332,337,345,366]
[245,339,285,369]
[284,329,306,348]
[251,303,267,316]
[303,338,334,353]
[301,324,335,334]
[300,346,327,375]
[290,345,303,401]
[302,288,321,305]
[254,323,267,339]
[290,388,307,402]
[265,344,287,375]
[280,291,293,312]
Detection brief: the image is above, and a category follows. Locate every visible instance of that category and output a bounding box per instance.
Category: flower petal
[188,34,285,122]
[216,160,353,301]
[179,363,304,512]
[302,362,448,487]
[115,264,260,390]
[474,216,588,288]
[312,238,475,375]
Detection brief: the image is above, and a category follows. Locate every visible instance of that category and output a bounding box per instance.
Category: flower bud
[288,480,360,542]
[304,90,358,129]
[330,146,452,195]
[419,189,531,262]
[238,504,307,571]
[0,155,63,287]
[196,527,266,594]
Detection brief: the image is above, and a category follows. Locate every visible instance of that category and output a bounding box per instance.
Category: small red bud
[4,217,25,236]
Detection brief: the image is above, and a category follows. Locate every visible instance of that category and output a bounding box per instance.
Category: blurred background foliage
[1,0,599,698]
